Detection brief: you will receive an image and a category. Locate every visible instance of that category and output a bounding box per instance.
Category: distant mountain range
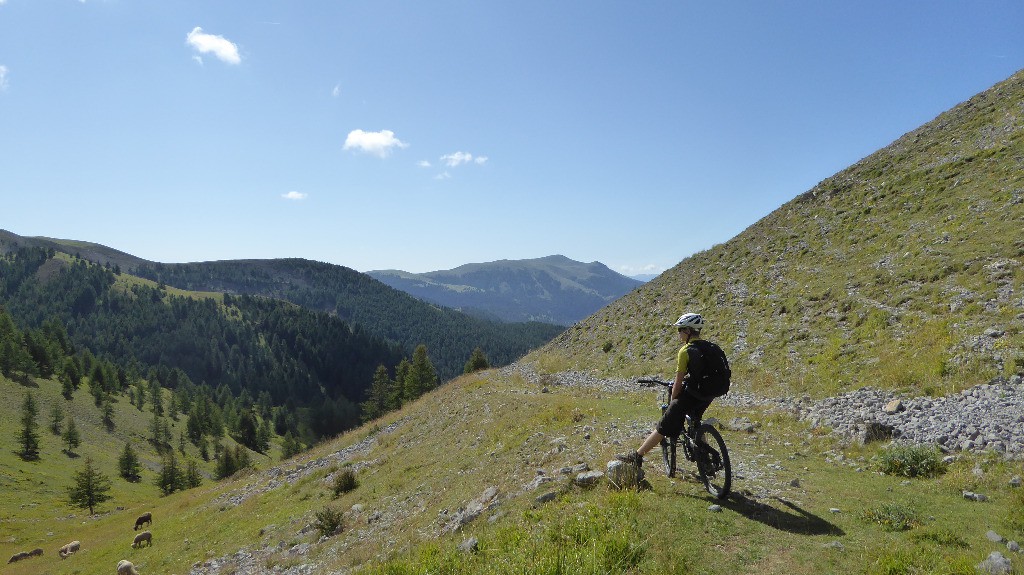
[368,255,643,326]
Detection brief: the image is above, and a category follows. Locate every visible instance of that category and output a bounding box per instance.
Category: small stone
[574,471,604,488]
[883,400,905,414]
[1010,476,1022,488]
[988,530,1006,543]
[1007,541,1020,553]
[708,505,722,512]
[535,492,557,504]
[457,537,479,554]
[829,508,841,514]
[823,541,844,551]
[789,478,801,488]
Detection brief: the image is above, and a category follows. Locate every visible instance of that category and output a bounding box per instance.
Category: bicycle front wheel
[660,436,677,478]
[694,424,731,500]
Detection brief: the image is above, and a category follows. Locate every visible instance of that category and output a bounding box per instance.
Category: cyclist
[617,312,717,473]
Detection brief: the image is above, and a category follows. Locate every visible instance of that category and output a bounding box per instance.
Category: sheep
[133,512,152,531]
[58,540,81,559]
[29,548,43,557]
[8,551,31,563]
[117,559,140,575]
[131,531,152,548]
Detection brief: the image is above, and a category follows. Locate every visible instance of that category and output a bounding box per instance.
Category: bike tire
[660,436,677,477]
[694,424,731,500]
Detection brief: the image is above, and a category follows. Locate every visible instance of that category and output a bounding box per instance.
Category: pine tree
[67,457,113,515]
[62,417,81,454]
[49,403,65,435]
[404,345,438,400]
[156,452,183,495]
[18,392,41,460]
[185,459,202,488]
[464,347,490,374]
[102,399,115,431]
[280,431,303,460]
[361,365,394,422]
[118,442,141,482]
[60,370,75,400]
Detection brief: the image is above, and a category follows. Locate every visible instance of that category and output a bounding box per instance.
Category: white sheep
[59,540,81,559]
[131,531,152,548]
[117,559,140,574]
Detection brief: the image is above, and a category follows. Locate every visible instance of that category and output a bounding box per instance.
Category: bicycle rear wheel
[660,436,677,477]
[694,424,731,499]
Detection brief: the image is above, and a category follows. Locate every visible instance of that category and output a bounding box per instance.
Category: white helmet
[673,312,705,332]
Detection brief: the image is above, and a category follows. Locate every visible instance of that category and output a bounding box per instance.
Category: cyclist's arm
[671,370,684,400]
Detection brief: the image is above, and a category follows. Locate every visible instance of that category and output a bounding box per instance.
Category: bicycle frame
[638,377,732,500]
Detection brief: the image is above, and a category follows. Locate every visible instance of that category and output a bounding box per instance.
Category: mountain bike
[638,378,732,499]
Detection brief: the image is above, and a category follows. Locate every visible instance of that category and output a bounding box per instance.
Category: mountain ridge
[367,254,642,325]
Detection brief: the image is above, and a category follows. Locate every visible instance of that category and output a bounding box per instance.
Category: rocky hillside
[368,255,642,325]
[538,69,1024,398]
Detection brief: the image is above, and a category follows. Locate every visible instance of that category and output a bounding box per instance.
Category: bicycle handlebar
[637,378,671,388]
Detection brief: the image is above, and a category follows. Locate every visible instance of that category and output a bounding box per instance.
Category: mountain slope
[368,255,643,325]
[0,234,565,383]
[535,69,1024,397]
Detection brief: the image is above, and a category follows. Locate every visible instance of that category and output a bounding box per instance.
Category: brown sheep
[133,512,152,531]
[29,548,43,557]
[131,531,152,548]
[8,551,31,563]
[117,559,140,574]
[58,540,81,559]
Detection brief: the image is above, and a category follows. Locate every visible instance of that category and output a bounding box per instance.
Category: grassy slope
[534,69,1024,399]
[0,371,274,573]
[3,367,1019,574]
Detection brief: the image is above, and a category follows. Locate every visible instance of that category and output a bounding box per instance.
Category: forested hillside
[127,258,565,380]
[0,247,411,440]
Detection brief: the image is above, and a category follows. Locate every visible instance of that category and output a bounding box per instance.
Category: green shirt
[676,337,702,375]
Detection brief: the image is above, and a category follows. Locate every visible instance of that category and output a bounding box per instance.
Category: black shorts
[656,391,713,439]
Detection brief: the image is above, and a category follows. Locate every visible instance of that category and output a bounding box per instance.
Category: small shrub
[314,506,344,538]
[332,468,359,497]
[876,444,947,478]
[602,341,613,353]
[861,502,921,531]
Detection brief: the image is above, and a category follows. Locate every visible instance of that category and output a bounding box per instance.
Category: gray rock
[457,537,478,554]
[883,400,905,414]
[574,471,604,488]
[535,491,557,504]
[1007,541,1020,553]
[976,551,1012,575]
[823,541,844,551]
[987,530,1005,543]
[1010,475,1022,487]
[708,504,722,512]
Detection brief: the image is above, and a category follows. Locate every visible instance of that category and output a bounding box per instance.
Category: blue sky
[2,2,1022,276]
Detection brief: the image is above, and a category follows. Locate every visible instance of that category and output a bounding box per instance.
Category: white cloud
[186,27,241,65]
[441,151,473,167]
[617,264,663,276]
[342,129,408,158]
[0,65,8,91]
[434,171,452,180]
[332,83,341,97]
[282,191,308,200]
[441,151,488,168]
[417,160,432,168]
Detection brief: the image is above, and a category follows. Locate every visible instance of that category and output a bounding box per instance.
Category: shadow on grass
[717,493,845,536]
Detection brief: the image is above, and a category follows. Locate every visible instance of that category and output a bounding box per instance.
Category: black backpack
[685,339,731,399]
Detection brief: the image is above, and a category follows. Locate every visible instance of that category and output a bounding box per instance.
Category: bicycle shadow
[721,493,845,536]
[677,486,844,536]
